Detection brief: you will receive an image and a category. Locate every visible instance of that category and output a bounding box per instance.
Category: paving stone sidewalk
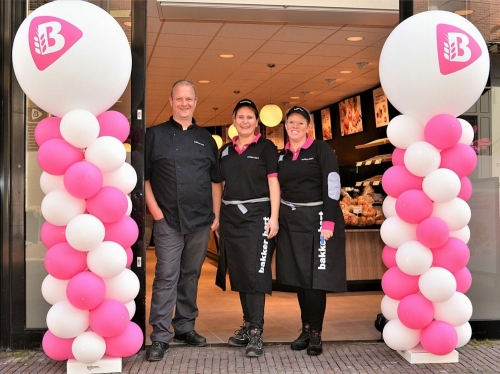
[1,340,499,373]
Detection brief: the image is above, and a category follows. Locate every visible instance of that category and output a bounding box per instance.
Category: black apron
[216,201,275,294]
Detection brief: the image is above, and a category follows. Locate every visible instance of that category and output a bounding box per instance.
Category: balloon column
[12,0,143,365]
[378,11,489,356]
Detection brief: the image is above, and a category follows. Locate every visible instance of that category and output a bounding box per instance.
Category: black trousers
[239,292,265,331]
[297,288,327,332]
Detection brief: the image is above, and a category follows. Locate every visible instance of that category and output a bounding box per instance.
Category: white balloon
[380,215,417,249]
[419,267,457,303]
[382,319,421,351]
[386,115,424,149]
[126,194,132,216]
[41,274,69,305]
[104,268,140,304]
[379,10,489,124]
[423,168,461,203]
[65,214,105,252]
[46,300,89,339]
[12,1,131,117]
[41,189,86,226]
[85,136,126,173]
[124,300,136,320]
[40,172,65,195]
[434,292,473,327]
[450,225,470,244]
[404,141,441,177]
[454,322,472,348]
[102,162,137,194]
[382,195,397,218]
[87,241,127,279]
[458,118,474,145]
[432,198,471,231]
[60,109,99,149]
[72,331,106,364]
[396,241,433,276]
[380,295,400,321]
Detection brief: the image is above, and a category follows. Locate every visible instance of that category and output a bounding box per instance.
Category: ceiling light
[326,78,335,85]
[123,21,132,27]
[339,70,352,74]
[198,80,210,83]
[455,9,474,16]
[260,63,283,128]
[356,62,368,70]
[219,54,234,58]
[300,91,310,97]
[346,36,364,42]
[290,96,300,100]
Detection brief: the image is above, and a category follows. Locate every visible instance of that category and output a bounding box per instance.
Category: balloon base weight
[67,355,122,374]
[397,344,458,364]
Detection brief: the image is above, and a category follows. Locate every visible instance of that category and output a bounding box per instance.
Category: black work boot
[228,321,250,347]
[307,330,323,356]
[146,341,169,361]
[290,324,309,350]
[245,328,263,357]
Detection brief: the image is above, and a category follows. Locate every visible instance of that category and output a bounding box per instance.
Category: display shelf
[355,175,383,187]
[354,137,390,149]
[356,154,392,166]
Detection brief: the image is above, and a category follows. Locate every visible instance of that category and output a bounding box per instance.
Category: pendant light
[259,63,283,127]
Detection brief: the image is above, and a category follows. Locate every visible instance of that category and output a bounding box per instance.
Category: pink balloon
[67,271,106,310]
[416,217,449,248]
[64,161,103,199]
[97,111,130,142]
[87,186,128,223]
[104,216,139,248]
[35,117,62,146]
[454,267,472,293]
[42,330,74,361]
[381,267,420,300]
[40,221,66,248]
[104,321,144,357]
[90,299,129,338]
[440,143,478,178]
[381,245,397,268]
[421,321,458,355]
[392,148,405,166]
[424,114,462,150]
[125,247,133,268]
[397,294,434,330]
[382,165,423,198]
[395,189,433,224]
[44,242,87,280]
[38,138,84,175]
[458,177,473,201]
[432,237,470,273]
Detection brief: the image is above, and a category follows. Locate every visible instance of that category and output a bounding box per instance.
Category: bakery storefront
[2,0,500,350]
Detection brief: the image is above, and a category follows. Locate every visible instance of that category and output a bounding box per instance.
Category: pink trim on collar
[232,133,262,154]
[285,137,314,160]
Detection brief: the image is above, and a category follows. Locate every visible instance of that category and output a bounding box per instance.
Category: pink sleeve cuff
[322,221,335,232]
[267,172,278,178]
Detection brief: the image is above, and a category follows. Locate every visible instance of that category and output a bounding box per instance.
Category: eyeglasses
[286,120,308,127]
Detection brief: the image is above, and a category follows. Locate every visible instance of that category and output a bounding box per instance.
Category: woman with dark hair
[276,106,347,356]
[216,99,280,357]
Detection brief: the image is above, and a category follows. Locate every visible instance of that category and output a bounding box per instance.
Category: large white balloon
[404,141,441,177]
[60,109,99,149]
[104,269,140,304]
[419,267,457,303]
[87,241,127,279]
[41,275,69,305]
[432,198,471,231]
[46,300,89,339]
[386,115,424,149]
[382,319,421,351]
[40,172,65,195]
[12,1,131,117]
[423,168,461,203]
[65,214,105,252]
[434,292,473,327]
[85,136,126,173]
[380,216,417,249]
[380,295,400,321]
[379,10,489,124]
[72,331,106,364]
[454,322,472,348]
[41,189,86,226]
[458,118,475,145]
[396,241,433,276]
[102,162,137,195]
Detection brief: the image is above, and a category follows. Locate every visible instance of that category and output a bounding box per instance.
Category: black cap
[233,99,259,118]
[286,106,311,123]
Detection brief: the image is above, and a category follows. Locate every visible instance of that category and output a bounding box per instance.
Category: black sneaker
[245,328,263,357]
[290,324,309,350]
[307,330,323,356]
[146,341,168,361]
[174,330,207,347]
[228,322,250,347]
